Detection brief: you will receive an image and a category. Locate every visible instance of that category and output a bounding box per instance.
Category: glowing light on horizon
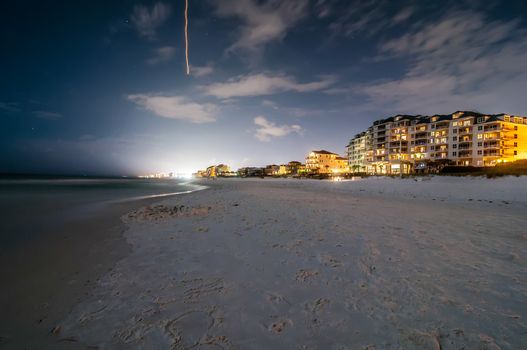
[185,0,190,75]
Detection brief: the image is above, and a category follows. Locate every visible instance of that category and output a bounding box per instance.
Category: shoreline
[51,177,527,349]
[0,184,210,349]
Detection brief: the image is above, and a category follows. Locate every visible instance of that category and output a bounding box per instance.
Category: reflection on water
[0,177,206,251]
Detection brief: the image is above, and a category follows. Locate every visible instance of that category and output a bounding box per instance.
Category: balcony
[483,142,499,148]
[458,128,472,135]
[484,151,500,157]
[500,133,515,140]
[484,124,500,131]
[458,142,472,150]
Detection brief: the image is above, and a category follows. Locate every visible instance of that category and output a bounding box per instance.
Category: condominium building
[306,150,349,174]
[346,111,527,174]
[347,128,373,173]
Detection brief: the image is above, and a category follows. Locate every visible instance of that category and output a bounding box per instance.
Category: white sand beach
[54,177,527,349]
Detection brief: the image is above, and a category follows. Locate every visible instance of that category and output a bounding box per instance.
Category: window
[453,144,457,149]
[477,117,484,123]
[514,134,518,139]
[478,126,483,131]
[453,129,457,134]
[453,136,457,141]
[514,126,518,130]
[514,150,518,155]
[477,134,483,139]
[477,142,482,147]
[477,150,482,155]
[514,142,518,147]
[452,152,457,156]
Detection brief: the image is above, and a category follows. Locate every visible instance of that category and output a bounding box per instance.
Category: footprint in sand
[268,319,292,334]
[306,298,330,314]
[317,254,343,268]
[295,269,319,283]
[165,310,214,349]
[265,292,291,306]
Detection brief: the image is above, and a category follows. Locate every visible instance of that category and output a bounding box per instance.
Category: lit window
[477,134,483,139]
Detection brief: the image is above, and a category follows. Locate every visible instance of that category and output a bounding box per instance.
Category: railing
[483,143,500,148]
[484,152,500,157]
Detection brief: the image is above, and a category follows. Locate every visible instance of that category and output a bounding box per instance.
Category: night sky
[1,0,527,175]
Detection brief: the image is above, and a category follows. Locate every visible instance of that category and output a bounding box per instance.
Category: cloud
[253,116,302,142]
[314,0,333,18]
[0,102,20,114]
[131,2,171,40]
[203,73,336,98]
[212,0,308,53]
[191,64,214,77]
[392,7,414,23]
[146,46,175,65]
[360,10,527,114]
[33,110,63,120]
[262,99,279,110]
[329,0,415,38]
[127,94,216,123]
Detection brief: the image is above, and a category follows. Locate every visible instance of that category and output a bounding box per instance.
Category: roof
[311,150,338,155]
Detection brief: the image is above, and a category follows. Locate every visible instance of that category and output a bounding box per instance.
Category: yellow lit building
[306,150,349,174]
[346,111,527,174]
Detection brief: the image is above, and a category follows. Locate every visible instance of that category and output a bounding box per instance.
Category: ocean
[0,176,205,252]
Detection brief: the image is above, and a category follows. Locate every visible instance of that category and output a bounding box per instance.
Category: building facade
[306,150,349,174]
[346,111,527,174]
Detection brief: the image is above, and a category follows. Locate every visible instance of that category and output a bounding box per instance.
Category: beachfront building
[347,128,373,173]
[287,161,305,175]
[346,111,527,174]
[237,167,264,177]
[306,150,349,175]
[264,164,281,176]
[203,164,232,177]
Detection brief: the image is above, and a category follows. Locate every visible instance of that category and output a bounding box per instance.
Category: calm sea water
[0,177,205,251]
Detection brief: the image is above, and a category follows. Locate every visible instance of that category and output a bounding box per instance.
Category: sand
[16,177,527,349]
[0,190,203,350]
